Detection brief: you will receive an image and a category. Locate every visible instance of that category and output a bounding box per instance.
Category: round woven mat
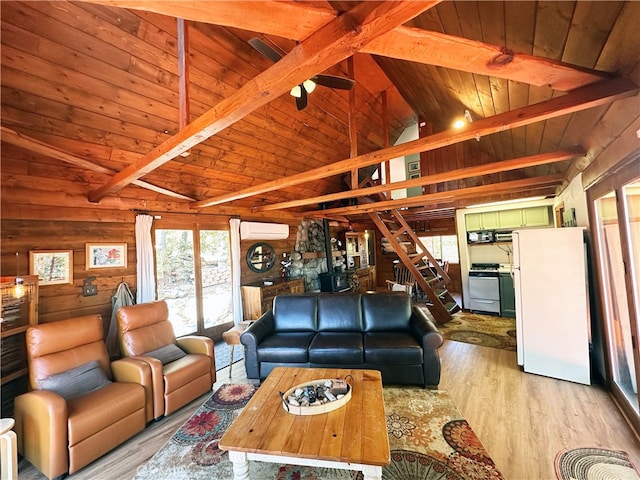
[555,447,640,480]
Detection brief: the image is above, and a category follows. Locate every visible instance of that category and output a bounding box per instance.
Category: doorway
[588,160,640,436]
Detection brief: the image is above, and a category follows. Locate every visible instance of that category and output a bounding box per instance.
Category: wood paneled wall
[1,219,137,334]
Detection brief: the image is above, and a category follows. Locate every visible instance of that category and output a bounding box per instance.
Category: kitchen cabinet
[465,211,499,231]
[497,209,523,229]
[499,273,516,318]
[467,206,551,231]
[1,275,39,417]
[522,206,551,227]
[241,277,305,320]
[352,266,376,293]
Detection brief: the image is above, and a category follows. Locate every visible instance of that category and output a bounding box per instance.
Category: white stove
[468,263,501,314]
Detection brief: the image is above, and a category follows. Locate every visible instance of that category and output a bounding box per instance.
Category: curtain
[135,214,156,304]
[230,218,243,325]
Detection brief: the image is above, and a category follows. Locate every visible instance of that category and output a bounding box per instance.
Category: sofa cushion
[317,294,363,331]
[309,332,363,364]
[38,360,112,401]
[364,332,423,364]
[273,295,317,332]
[257,332,315,363]
[145,343,186,365]
[363,293,412,331]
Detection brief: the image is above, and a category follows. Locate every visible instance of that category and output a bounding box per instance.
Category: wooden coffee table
[219,367,390,480]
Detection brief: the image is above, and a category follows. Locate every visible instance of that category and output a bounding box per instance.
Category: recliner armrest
[130,355,165,420]
[111,357,154,422]
[177,336,216,383]
[177,335,214,356]
[14,390,69,479]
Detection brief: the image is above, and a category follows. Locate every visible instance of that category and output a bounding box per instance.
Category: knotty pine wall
[1,219,137,334]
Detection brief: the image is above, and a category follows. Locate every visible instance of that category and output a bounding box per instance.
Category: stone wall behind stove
[288,219,346,292]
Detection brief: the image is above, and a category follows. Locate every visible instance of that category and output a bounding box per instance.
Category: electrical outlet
[83,285,98,296]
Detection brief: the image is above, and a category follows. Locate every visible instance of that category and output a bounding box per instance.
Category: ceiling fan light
[453,119,466,129]
[303,79,316,94]
[290,85,302,98]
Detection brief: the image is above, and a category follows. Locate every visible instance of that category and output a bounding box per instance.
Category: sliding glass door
[155,226,233,339]
[589,164,640,435]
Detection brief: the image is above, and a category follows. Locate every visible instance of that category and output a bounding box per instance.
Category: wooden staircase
[368,209,460,325]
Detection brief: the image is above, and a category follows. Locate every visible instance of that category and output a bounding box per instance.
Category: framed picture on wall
[86,243,127,269]
[409,173,420,180]
[408,161,420,172]
[29,250,74,285]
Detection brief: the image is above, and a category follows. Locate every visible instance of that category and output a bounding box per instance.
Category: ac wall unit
[240,221,289,240]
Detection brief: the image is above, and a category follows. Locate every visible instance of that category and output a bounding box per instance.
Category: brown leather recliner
[14,315,150,480]
[117,300,216,420]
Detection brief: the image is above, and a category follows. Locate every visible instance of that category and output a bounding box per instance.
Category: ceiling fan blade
[296,85,308,110]
[248,37,283,63]
[312,74,356,90]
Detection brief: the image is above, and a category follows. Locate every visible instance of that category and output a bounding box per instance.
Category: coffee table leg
[229,346,234,378]
[228,450,250,479]
[362,465,382,480]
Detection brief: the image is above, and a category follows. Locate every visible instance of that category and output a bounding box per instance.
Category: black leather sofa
[240,292,444,388]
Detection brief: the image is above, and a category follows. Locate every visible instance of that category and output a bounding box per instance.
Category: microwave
[495,231,513,242]
[467,230,494,244]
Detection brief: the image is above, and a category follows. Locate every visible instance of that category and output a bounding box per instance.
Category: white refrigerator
[512,227,591,385]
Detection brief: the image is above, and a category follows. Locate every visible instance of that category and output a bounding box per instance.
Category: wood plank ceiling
[1,1,639,222]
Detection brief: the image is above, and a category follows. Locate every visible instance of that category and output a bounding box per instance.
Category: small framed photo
[30,250,74,285]
[86,243,127,269]
[408,161,420,172]
[409,173,420,180]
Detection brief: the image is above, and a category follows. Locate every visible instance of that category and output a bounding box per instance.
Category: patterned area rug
[555,447,640,480]
[135,384,503,480]
[421,308,517,351]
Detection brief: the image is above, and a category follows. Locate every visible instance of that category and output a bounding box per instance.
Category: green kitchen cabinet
[499,273,516,318]
[465,211,499,231]
[522,206,551,227]
[498,209,523,228]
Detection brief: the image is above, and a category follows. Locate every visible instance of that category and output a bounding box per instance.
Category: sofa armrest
[409,306,444,388]
[178,335,216,381]
[14,390,68,479]
[240,310,275,380]
[111,357,155,423]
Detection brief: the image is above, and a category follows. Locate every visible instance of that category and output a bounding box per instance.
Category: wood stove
[318,218,350,292]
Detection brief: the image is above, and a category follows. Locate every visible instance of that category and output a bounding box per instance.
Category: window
[417,235,459,263]
[155,227,233,338]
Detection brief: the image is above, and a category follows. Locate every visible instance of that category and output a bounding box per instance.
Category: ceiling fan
[248,37,355,111]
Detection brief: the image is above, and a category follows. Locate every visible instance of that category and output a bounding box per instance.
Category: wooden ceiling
[1,1,639,222]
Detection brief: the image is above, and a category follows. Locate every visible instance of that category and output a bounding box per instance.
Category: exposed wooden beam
[0,127,195,201]
[177,18,190,131]
[252,147,584,211]
[79,0,336,40]
[82,1,608,92]
[193,77,638,209]
[304,175,564,217]
[363,26,609,92]
[88,1,439,203]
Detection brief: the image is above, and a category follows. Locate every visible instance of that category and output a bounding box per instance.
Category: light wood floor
[18,340,640,480]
